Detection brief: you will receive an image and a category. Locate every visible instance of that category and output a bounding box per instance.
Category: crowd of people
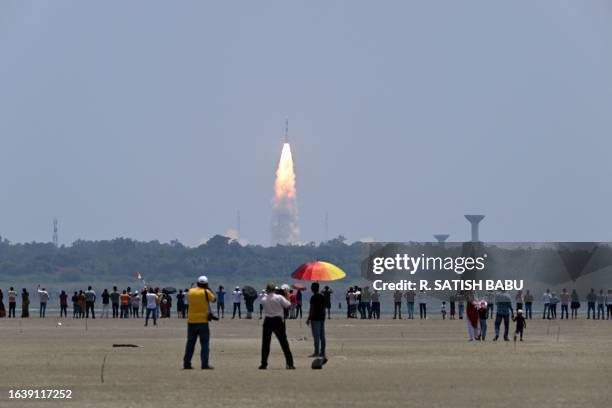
[1,285,612,324]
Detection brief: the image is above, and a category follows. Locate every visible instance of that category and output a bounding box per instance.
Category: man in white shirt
[542,289,551,319]
[258,283,294,370]
[232,287,242,319]
[85,286,96,319]
[145,288,158,326]
[37,287,50,318]
[8,287,17,318]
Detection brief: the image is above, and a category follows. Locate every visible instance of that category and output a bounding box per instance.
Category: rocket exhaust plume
[271,141,300,245]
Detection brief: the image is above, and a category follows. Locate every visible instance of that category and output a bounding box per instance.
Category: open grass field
[1,315,611,408]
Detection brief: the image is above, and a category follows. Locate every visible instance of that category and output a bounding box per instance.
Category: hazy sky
[1,1,612,246]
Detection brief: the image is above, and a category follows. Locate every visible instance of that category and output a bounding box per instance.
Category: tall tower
[53,218,59,247]
[464,215,485,242]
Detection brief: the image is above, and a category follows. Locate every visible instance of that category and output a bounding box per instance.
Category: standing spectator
[37,287,49,318]
[345,288,351,318]
[288,290,297,319]
[524,290,534,319]
[449,292,456,320]
[494,290,514,342]
[78,291,86,318]
[131,291,141,318]
[183,276,216,369]
[515,290,524,312]
[586,289,597,319]
[72,291,79,318]
[485,290,495,318]
[144,288,158,326]
[183,288,189,317]
[0,289,4,318]
[110,287,120,318]
[120,290,130,318]
[405,290,415,320]
[549,292,559,319]
[85,286,96,319]
[348,288,358,318]
[607,289,612,319]
[570,289,580,319]
[140,288,147,316]
[295,289,303,319]
[21,288,30,318]
[441,301,447,320]
[231,286,242,319]
[160,292,170,318]
[177,290,185,318]
[8,287,17,318]
[597,289,606,320]
[466,295,480,341]
[560,289,570,320]
[418,290,428,320]
[306,282,327,359]
[322,286,333,319]
[59,291,68,318]
[101,289,110,318]
[258,283,294,370]
[392,289,403,319]
[478,301,488,341]
[361,287,371,319]
[542,289,551,319]
[155,288,162,319]
[456,291,465,319]
[371,289,381,319]
[243,288,256,319]
[215,286,225,319]
[355,287,365,319]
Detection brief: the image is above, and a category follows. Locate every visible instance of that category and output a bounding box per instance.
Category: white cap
[198,275,209,284]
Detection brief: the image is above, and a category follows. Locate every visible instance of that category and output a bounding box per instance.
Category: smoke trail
[271,142,300,245]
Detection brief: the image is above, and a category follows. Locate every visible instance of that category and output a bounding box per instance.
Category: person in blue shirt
[216,286,226,319]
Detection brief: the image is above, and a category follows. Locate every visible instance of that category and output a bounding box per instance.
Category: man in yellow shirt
[183,275,216,369]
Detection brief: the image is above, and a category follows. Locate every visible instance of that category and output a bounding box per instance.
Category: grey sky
[1,1,611,246]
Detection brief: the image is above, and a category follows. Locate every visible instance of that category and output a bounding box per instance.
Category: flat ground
[1,315,611,408]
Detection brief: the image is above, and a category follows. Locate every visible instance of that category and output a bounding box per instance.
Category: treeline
[0,235,366,287]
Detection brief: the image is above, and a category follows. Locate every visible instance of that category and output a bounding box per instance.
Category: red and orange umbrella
[291,261,346,281]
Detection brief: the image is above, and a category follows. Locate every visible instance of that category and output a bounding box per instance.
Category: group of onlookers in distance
[2,285,612,325]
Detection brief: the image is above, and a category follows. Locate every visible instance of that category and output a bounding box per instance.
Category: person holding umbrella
[306,282,327,360]
[243,286,258,319]
[258,283,294,370]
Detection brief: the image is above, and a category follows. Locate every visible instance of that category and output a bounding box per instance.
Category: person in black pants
[259,284,294,370]
[8,287,17,318]
[110,287,120,318]
[232,287,242,319]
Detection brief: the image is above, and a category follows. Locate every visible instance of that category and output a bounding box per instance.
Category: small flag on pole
[136,272,142,280]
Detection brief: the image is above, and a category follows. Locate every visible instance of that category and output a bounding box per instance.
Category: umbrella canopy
[242,286,258,299]
[291,261,346,281]
[292,283,306,290]
[163,287,177,294]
